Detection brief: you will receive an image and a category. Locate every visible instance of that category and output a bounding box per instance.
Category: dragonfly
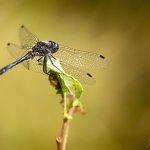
[0,25,105,84]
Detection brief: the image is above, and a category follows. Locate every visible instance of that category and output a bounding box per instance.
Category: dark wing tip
[21,25,25,28]
[7,43,10,46]
[87,73,93,78]
[100,54,105,59]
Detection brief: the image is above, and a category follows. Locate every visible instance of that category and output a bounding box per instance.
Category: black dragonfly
[0,25,105,84]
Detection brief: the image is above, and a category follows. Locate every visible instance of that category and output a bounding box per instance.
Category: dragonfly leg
[48,55,63,73]
[51,55,56,60]
[37,57,43,62]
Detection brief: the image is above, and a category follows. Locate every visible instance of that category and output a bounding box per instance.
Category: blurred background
[0,0,150,149]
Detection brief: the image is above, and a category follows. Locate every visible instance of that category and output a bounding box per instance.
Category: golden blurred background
[0,0,150,149]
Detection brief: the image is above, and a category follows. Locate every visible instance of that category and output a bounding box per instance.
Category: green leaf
[43,55,83,99]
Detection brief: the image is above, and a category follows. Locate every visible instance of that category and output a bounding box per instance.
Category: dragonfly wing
[7,43,29,59]
[7,26,44,74]
[60,61,95,84]
[7,43,44,74]
[19,25,44,74]
[22,56,44,74]
[19,25,39,49]
[54,44,106,72]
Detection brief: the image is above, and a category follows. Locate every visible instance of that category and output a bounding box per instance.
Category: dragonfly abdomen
[0,53,34,75]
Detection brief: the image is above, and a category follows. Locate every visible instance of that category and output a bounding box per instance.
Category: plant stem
[56,105,76,150]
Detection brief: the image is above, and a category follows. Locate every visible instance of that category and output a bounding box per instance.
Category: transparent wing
[7,43,28,59]
[7,26,43,74]
[22,56,44,74]
[60,61,95,84]
[7,25,39,59]
[19,25,39,49]
[7,43,44,74]
[53,44,106,72]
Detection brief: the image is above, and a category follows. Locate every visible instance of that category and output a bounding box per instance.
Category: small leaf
[43,55,83,99]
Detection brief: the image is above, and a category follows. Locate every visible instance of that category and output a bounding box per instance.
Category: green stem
[63,92,67,119]
[62,120,70,150]
[62,107,76,150]
[56,94,76,150]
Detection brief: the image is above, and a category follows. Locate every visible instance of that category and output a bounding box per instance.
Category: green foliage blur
[0,0,150,150]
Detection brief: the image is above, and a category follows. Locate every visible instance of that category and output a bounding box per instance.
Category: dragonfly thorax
[32,41,59,56]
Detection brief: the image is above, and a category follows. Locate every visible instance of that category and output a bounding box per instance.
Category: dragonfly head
[48,41,59,53]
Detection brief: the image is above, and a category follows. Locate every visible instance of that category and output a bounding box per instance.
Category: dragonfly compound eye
[48,41,59,53]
